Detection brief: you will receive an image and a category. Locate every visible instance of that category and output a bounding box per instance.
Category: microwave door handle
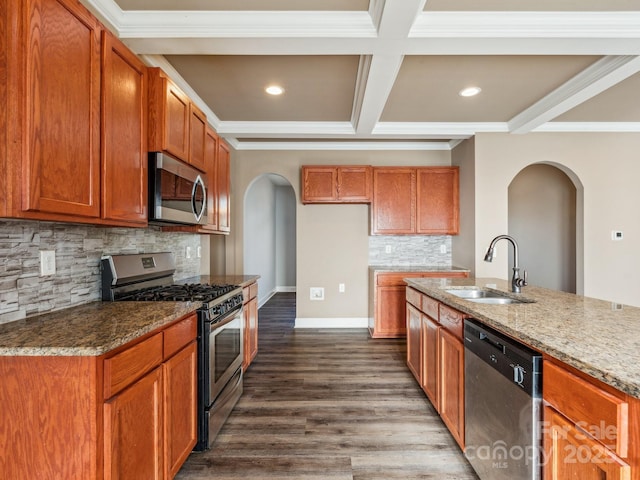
[192,175,206,222]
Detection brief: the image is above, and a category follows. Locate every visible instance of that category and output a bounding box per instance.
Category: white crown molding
[509,55,640,133]
[373,122,509,137]
[117,11,376,39]
[411,12,640,38]
[232,140,452,151]
[533,122,640,133]
[217,121,356,137]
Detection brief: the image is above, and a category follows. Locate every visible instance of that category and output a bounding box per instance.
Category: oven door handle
[210,306,243,331]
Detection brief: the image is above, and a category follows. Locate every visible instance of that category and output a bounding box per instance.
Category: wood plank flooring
[176,292,478,480]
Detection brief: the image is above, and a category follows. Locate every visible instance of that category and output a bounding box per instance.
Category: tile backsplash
[0,220,201,324]
[369,235,452,266]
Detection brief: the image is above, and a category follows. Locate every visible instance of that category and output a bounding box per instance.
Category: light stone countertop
[405,276,640,399]
[0,301,200,356]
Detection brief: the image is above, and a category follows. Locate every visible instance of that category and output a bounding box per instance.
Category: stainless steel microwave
[148,152,208,226]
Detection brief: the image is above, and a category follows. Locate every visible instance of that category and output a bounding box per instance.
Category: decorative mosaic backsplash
[369,235,452,266]
[0,220,201,324]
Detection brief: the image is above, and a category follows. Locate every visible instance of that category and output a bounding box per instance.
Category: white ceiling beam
[509,55,640,133]
[353,0,426,135]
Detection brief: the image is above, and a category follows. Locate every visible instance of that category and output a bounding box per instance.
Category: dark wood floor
[176,292,478,480]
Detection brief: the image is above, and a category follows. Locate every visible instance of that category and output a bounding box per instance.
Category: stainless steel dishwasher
[464,319,543,480]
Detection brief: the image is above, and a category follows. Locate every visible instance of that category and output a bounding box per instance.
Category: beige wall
[472,132,640,307]
[452,137,476,275]
[227,149,452,319]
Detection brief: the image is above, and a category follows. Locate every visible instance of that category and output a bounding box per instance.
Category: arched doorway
[243,174,296,306]
[508,164,577,293]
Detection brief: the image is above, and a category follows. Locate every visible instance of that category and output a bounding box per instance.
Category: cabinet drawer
[544,361,629,457]
[104,333,163,399]
[406,287,421,309]
[377,272,427,286]
[249,282,258,300]
[164,313,197,359]
[421,295,439,320]
[438,305,465,340]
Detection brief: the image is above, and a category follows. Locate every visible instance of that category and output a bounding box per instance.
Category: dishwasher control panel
[464,319,542,396]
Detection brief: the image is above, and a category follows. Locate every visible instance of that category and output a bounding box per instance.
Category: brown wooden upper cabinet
[371,167,459,235]
[301,166,372,203]
[2,0,148,227]
[148,67,207,172]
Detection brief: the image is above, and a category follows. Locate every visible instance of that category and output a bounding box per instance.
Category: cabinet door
[371,168,416,234]
[439,328,465,449]
[203,127,219,231]
[101,31,147,225]
[216,139,231,233]
[104,367,163,480]
[164,342,198,480]
[406,303,422,381]
[188,103,207,172]
[416,168,459,234]
[302,166,338,203]
[21,0,101,219]
[243,296,259,370]
[373,285,407,338]
[544,406,630,480]
[163,80,190,161]
[338,166,372,202]
[421,315,440,411]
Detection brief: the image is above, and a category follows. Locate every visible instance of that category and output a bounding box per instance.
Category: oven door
[206,307,243,406]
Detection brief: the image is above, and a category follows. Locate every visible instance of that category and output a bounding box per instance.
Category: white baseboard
[294,317,369,329]
[276,286,296,292]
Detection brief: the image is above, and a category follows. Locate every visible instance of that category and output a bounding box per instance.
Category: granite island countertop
[0,301,200,357]
[405,276,640,399]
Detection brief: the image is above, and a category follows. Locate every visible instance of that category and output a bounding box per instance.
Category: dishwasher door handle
[479,332,506,354]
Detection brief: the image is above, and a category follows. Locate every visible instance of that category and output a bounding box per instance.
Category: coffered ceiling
[80,0,640,151]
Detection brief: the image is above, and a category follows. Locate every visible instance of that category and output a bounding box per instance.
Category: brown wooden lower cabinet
[0,312,198,479]
[438,327,465,448]
[405,287,466,450]
[543,358,635,480]
[243,281,259,371]
[370,270,468,338]
[104,366,164,480]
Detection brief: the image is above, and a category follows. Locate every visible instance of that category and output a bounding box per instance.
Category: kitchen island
[406,276,640,479]
[405,276,640,397]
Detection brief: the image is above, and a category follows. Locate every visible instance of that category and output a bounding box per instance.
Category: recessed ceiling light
[459,86,481,97]
[265,85,285,96]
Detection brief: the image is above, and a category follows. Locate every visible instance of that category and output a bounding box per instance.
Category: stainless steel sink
[445,288,534,305]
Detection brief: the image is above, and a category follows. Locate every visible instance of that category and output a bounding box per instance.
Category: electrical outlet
[186,246,192,259]
[385,245,392,254]
[310,287,324,300]
[40,250,56,276]
[196,246,202,258]
[612,231,623,241]
[339,283,345,293]
[440,244,447,254]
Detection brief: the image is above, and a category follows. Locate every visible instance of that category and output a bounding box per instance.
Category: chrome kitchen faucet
[484,234,528,293]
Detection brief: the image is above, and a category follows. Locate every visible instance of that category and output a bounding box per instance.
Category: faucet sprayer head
[484,247,494,262]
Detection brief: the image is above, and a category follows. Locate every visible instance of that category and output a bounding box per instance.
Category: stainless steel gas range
[101,252,244,451]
